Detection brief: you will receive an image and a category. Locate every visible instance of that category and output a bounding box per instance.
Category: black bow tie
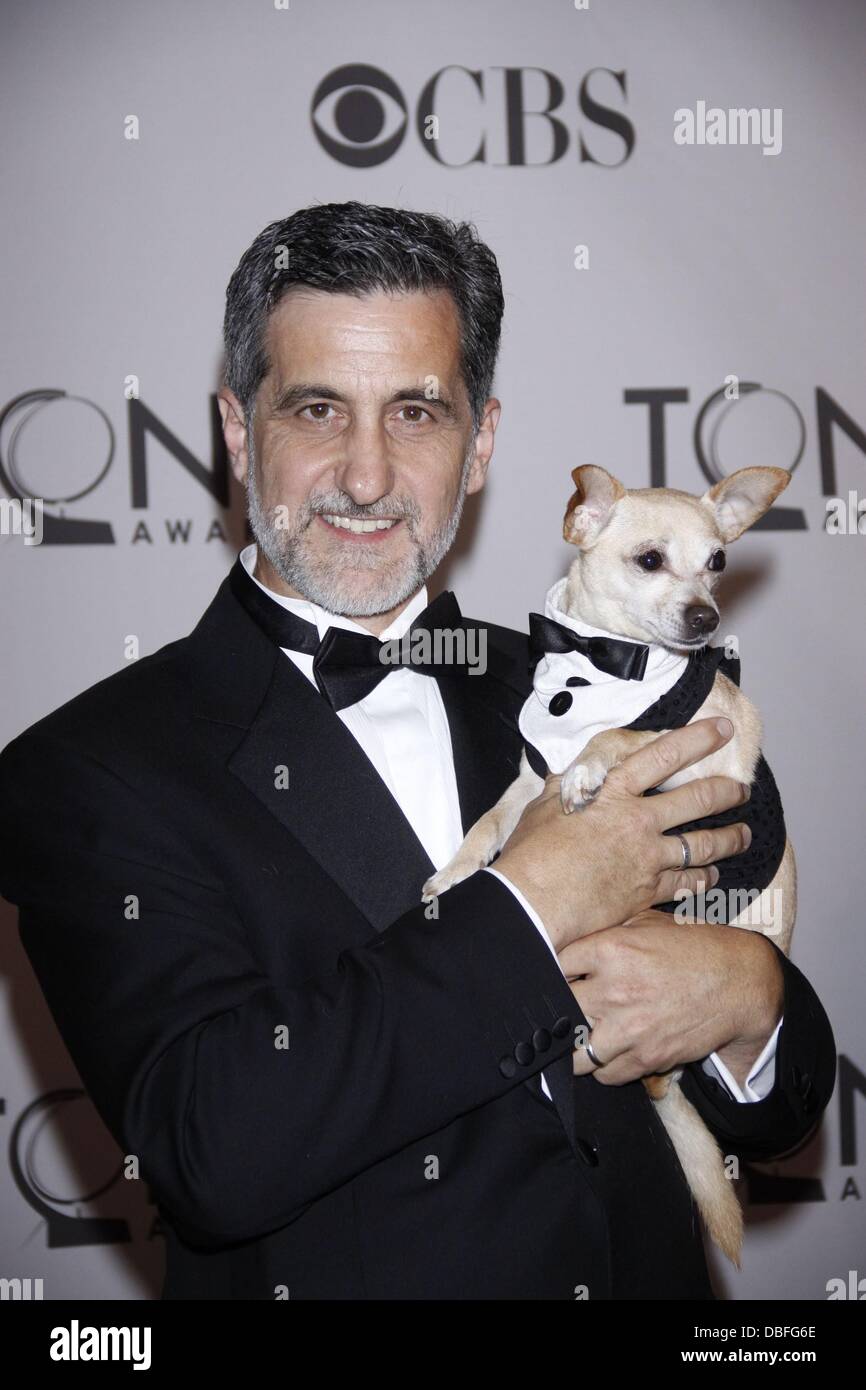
[229,559,471,711]
[528,612,649,681]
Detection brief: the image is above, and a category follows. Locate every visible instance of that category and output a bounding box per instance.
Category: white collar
[519,576,689,774]
[239,543,429,643]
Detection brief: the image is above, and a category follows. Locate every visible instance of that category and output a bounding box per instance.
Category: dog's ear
[563,465,626,547]
[700,466,790,541]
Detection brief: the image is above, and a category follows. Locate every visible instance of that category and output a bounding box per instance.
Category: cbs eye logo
[311,64,408,168]
[311,62,637,169]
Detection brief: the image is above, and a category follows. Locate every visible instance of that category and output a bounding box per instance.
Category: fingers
[572,1041,643,1084]
[647,774,750,832]
[567,983,615,1078]
[613,717,735,797]
[653,864,720,905]
[657,819,752,871]
[570,1012,631,1080]
[652,821,751,903]
[651,820,752,907]
[572,1036,618,1078]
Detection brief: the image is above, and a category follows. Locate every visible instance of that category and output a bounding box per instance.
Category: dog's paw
[422,855,486,900]
[560,758,608,813]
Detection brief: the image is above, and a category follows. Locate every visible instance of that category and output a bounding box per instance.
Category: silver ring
[675,833,691,870]
[584,1038,605,1068]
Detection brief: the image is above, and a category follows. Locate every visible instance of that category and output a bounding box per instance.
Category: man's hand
[557,909,785,1086]
[494,717,752,952]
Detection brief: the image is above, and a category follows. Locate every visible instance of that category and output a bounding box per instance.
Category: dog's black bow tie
[528,612,650,681]
[229,559,470,711]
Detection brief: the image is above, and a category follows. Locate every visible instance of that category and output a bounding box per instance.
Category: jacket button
[791,1064,802,1088]
[532,1027,552,1053]
[575,1137,599,1166]
[801,1079,816,1113]
[515,1040,535,1066]
[552,1016,571,1039]
[499,1055,517,1079]
[550,691,573,716]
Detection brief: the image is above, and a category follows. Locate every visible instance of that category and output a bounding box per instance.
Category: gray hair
[222,200,505,432]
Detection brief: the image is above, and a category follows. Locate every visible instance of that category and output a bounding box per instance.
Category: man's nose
[333,425,397,508]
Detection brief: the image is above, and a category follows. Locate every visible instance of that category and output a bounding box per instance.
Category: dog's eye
[636,549,664,571]
[708,549,726,572]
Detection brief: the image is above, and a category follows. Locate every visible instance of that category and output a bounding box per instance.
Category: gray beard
[244,432,475,618]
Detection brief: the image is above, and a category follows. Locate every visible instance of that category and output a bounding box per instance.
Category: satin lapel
[228,654,437,933]
[433,669,525,836]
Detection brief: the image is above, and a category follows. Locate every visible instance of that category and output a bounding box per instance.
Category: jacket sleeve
[678,940,837,1161]
[0,730,580,1248]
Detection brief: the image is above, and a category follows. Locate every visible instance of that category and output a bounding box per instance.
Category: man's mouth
[317,513,402,541]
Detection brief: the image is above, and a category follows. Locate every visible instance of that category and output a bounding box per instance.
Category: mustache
[305,497,420,524]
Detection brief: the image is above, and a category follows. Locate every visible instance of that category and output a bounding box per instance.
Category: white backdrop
[1,0,863,1300]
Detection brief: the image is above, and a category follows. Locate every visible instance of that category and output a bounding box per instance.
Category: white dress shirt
[240,544,780,1104]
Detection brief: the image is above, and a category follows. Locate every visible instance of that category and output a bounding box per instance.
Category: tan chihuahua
[423,464,797,1266]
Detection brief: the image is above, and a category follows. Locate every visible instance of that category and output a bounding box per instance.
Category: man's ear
[465,398,500,496]
[218,387,251,487]
[700,466,790,541]
[563,465,626,547]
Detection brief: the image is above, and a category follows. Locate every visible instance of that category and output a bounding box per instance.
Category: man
[0,202,835,1300]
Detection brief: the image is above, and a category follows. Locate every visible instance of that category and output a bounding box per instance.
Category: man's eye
[397,404,433,424]
[708,549,727,572]
[300,403,337,421]
[635,549,664,571]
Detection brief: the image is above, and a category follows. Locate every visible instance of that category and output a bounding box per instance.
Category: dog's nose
[684,604,719,635]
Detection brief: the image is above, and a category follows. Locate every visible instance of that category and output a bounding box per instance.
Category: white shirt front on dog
[519,576,689,774]
[242,545,779,1105]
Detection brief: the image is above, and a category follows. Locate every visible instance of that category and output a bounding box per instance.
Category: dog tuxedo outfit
[519,578,787,920]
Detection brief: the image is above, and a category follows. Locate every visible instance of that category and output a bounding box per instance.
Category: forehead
[606,489,724,549]
[262,287,462,380]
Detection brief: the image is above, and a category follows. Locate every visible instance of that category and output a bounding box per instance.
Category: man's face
[219,288,499,626]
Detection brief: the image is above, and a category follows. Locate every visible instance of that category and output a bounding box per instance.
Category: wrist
[492,853,569,952]
[731,929,785,1049]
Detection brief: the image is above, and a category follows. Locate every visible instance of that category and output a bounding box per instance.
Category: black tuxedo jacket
[0,561,836,1300]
